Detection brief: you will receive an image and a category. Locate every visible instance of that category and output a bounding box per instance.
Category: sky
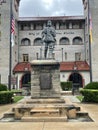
[19,0,84,17]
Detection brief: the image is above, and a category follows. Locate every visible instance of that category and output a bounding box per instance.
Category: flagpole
[9,0,12,90]
[88,0,92,82]
[89,35,92,82]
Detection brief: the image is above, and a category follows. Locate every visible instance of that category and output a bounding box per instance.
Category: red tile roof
[60,61,90,71]
[13,61,90,73]
[76,61,90,71]
[13,62,31,73]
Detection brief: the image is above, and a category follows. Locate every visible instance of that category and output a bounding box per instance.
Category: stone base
[12,97,68,121]
[30,60,61,98]
[1,97,91,122]
[31,90,60,98]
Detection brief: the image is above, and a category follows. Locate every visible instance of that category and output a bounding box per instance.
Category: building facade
[0,0,19,87]
[0,0,97,90]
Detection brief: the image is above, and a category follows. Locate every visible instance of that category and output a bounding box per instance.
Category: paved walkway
[0,96,98,130]
[62,95,80,103]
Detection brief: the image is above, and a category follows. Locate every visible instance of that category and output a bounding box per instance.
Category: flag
[11,15,15,34]
[11,15,15,47]
[89,13,93,43]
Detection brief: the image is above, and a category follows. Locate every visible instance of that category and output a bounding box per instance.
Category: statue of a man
[42,20,56,59]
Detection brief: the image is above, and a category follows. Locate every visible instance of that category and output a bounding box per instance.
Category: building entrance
[21,73,31,95]
[21,73,31,88]
[69,72,83,89]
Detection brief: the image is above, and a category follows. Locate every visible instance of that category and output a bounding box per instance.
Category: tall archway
[69,72,83,88]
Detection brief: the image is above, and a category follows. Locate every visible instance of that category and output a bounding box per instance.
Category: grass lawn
[14,96,24,103]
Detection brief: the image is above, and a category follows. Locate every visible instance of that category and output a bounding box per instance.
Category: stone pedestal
[30,60,61,98]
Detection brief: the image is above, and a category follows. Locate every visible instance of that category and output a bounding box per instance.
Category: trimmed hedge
[0,84,7,91]
[61,81,72,91]
[80,89,98,102]
[84,82,98,89]
[11,90,22,96]
[0,91,14,104]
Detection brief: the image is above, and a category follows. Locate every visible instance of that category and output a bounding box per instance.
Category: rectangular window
[75,53,81,61]
[59,22,66,29]
[21,23,31,30]
[23,54,29,62]
[36,23,43,30]
[0,0,6,4]
[87,49,89,61]
[15,51,17,62]
[72,22,79,29]
[65,52,67,60]
[52,53,55,59]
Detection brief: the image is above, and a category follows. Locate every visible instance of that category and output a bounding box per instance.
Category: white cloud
[42,0,53,10]
[19,0,83,17]
[42,0,53,6]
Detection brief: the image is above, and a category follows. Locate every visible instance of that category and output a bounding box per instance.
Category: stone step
[13,104,74,109]
[26,98,65,104]
[76,112,88,117]
[3,112,15,118]
[67,106,81,111]
[61,91,72,95]
[30,108,59,116]
[75,107,81,111]
[21,116,68,122]
[30,108,59,113]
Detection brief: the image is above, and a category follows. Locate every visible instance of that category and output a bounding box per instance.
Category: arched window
[73,37,83,45]
[21,38,31,46]
[34,38,42,46]
[59,37,70,45]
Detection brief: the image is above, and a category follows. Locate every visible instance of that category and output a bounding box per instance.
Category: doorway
[21,73,31,95]
[69,72,83,88]
[21,73,31,88]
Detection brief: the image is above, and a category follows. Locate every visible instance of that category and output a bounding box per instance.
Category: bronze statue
[42,20,56,59]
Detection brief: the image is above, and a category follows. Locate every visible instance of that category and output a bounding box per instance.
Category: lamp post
[72,62,78,95]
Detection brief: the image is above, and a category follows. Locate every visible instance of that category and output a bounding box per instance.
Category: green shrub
[0,91,14,104]
[80,89,98,102]
[0,84,7,91]
[84,82,98,89]
[11,90,22,96]
[61,81,72,91]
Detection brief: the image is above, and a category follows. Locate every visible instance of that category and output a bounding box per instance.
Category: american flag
[11,15,15,34]
[11,15,15,47]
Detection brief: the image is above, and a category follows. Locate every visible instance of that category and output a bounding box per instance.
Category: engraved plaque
[40,73,51,90]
